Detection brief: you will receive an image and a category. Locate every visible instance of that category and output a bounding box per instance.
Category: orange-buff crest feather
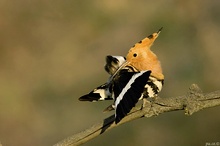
[126,28,164,80]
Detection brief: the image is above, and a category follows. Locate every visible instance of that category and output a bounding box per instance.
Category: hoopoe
[79,28,164,124]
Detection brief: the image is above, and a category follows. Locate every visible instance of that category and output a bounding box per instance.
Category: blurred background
[0,0,220,146]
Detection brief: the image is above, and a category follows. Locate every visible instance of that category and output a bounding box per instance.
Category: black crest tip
[157,27,163,34]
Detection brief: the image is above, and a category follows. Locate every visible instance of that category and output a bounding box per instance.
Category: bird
[79,28,164,124]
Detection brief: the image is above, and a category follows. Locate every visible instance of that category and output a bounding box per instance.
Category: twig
[53,84,220,146]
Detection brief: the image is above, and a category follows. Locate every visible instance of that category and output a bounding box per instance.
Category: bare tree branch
[53,84,220,146]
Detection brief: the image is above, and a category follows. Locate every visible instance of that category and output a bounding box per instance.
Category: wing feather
[113,70,151,124]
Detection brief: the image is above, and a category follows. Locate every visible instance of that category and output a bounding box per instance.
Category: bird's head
[126,28,164,80]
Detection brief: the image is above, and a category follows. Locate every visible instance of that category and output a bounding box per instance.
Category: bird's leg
[141,96,160,116]
[142,98,151,109]
[149,96,160,116]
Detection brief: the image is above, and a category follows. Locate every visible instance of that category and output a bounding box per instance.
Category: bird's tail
[79,83,113,102]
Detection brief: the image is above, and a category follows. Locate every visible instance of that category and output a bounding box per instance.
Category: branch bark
[53,84,220,146]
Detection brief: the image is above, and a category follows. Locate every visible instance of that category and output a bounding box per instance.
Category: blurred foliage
[0,0,220,146]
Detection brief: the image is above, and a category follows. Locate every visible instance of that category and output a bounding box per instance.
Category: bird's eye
[133,53,137,57]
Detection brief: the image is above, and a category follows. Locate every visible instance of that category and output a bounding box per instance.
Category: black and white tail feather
[79,55,163,124]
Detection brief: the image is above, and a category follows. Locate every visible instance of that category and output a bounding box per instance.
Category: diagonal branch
[53,84,220,146]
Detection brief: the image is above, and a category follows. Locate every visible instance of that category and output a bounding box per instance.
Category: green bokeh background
[0,1,220,146]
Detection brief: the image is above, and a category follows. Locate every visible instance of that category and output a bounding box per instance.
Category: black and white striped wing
[79,83,113,102]
[113,70,151,124]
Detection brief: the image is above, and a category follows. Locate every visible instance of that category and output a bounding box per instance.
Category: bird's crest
[132,27,162,50]
[126,27,164,80]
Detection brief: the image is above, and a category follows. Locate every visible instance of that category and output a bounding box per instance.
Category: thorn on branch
[188,84,203,97]
[185,84,205,115]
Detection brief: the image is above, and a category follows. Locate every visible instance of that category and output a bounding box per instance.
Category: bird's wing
[79,83,113,102]
[113,70,151,124]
